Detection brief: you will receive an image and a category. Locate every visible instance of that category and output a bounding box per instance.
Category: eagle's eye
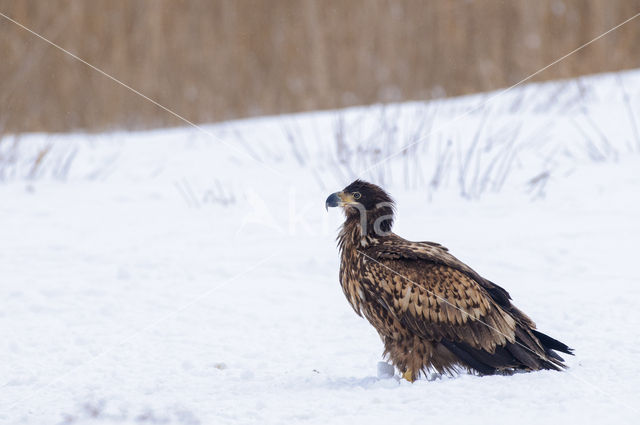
[353,192,362,200]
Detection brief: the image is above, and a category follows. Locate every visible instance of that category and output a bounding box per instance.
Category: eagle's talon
[402,369,416,382]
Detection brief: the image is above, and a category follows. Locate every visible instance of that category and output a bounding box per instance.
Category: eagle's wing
[360,238,552,371]
[376,239,514,309]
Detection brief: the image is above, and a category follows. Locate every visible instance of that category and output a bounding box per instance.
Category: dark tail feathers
[531,329,574,361]
[442,330,573,376]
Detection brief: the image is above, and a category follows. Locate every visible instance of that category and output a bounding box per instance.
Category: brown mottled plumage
[326,180,573,381]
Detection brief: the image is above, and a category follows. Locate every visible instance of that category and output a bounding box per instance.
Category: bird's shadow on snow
[317,373,461,390]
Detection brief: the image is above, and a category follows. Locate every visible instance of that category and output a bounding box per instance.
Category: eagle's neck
[337,208,393,252]
[338,217,365,252]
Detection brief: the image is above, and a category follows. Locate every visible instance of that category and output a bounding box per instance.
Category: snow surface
[1,70,640,424]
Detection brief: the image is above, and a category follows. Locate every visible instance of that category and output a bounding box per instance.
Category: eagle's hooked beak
[325,191,355,211]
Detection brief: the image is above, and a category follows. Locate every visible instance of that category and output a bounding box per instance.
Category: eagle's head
[325,180,395,234]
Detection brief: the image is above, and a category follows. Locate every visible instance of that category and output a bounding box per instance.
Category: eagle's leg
[402,368,416,382]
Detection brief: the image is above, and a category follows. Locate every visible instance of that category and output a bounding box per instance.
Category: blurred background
[2,0,640,134]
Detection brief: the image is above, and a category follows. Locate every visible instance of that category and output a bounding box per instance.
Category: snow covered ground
[1,70,640,424]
